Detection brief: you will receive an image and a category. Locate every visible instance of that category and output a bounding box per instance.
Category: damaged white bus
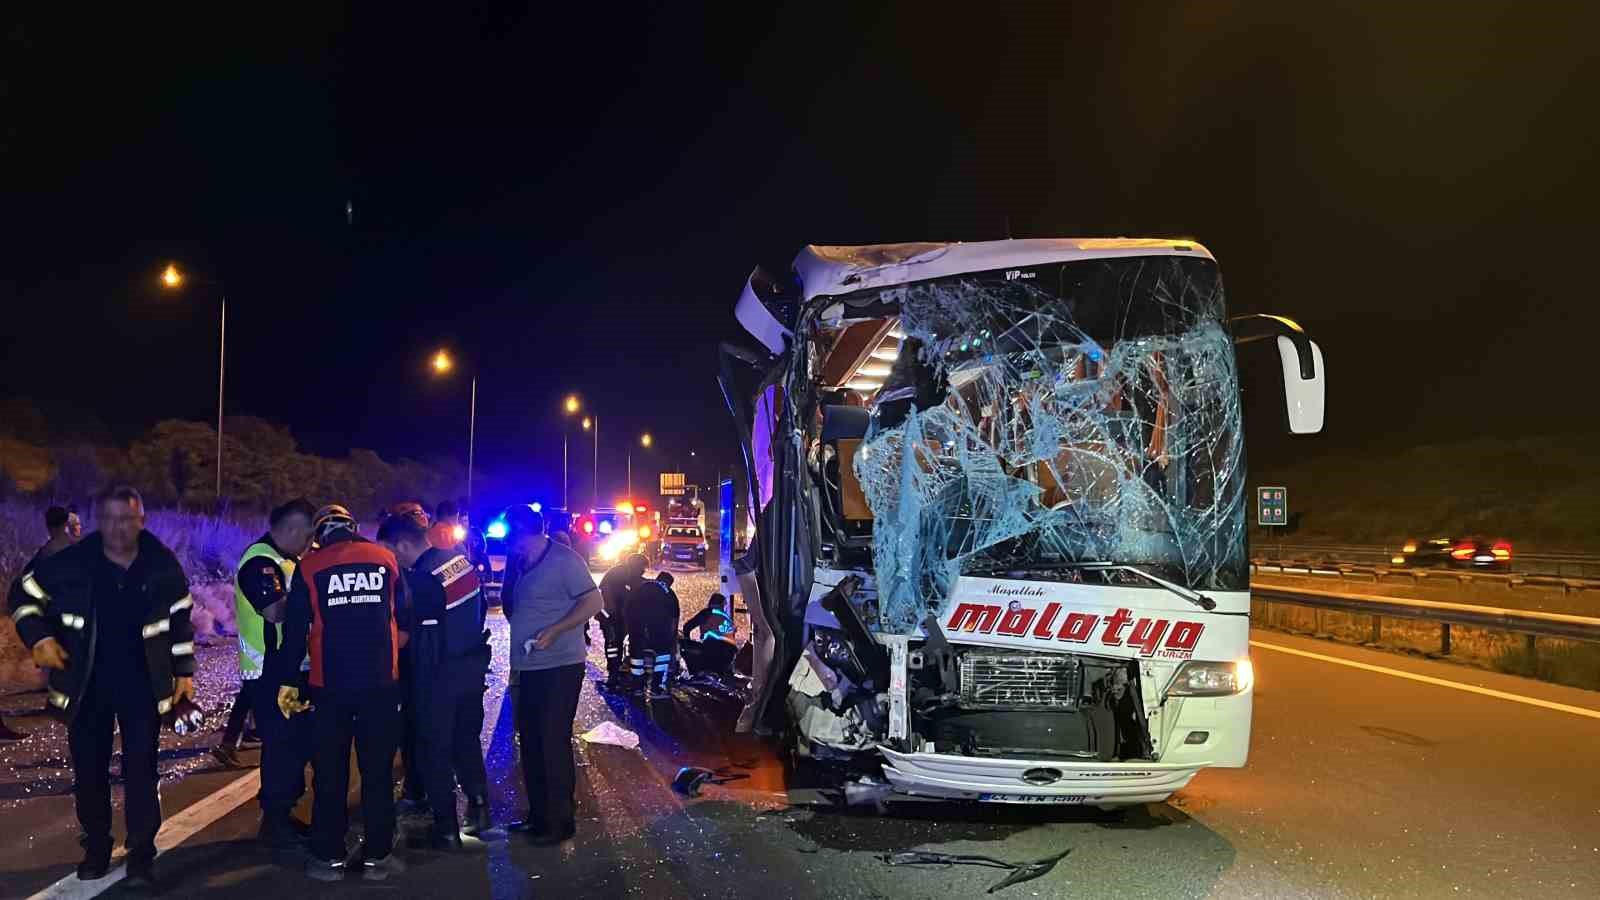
[720,238,1324,806]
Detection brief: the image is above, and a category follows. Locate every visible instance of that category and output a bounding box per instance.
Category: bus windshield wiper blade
[1069,562,1217,611]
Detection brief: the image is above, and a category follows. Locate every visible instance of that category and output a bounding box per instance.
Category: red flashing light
[582,520,595,535]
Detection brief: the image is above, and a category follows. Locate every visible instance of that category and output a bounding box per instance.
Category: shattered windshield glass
[848,255,1245,631]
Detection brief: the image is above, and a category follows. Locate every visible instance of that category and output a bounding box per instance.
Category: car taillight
[1450,546,1474,560]
[1402,541,1417,553]
[1493,542,1511,559]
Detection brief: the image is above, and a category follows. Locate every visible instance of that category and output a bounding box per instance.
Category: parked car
[1392,536,1512,571]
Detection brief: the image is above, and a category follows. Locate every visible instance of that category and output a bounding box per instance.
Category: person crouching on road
[274,505,409,882]
[6,486,197,889]
[378,513,493,848]
[502,505,602,846]
[222,498,317,847]
[681,593,739,679]
[625,571,682,700]
[596,553,647,686]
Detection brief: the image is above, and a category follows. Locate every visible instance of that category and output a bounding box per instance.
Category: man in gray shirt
[502,505,602,845]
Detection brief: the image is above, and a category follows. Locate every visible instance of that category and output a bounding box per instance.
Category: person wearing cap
[625,571,682,700]
[218,497,316,846]
[6,486,195,888]
[274,504,410,882]
[501,506,602,846]
[378,512,492,848]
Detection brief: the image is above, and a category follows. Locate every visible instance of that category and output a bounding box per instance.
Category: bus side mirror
[1277,335,1325,434]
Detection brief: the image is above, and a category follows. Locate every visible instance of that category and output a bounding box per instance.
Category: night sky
[5,3,1598,505]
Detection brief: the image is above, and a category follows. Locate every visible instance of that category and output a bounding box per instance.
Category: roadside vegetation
[1249,432,1600,552]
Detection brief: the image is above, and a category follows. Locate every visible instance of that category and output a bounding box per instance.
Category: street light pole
[592,414,599,510]
[563,431,569,510]
[216,295,226,501]
[467,375,477,505]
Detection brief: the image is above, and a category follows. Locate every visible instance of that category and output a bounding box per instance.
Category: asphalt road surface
[3,570,1597,899]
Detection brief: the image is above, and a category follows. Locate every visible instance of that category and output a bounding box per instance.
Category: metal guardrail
[1251,583,1600,645]
[1251,560,1600,593]
[1255,542,1600,579]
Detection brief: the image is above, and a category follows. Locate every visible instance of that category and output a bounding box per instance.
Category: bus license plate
[979,793,1089,804]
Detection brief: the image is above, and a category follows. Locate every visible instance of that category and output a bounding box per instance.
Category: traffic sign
[1258,486,1288,527]
[660,473,686,496]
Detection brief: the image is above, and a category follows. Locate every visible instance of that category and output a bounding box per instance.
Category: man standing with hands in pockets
[501,505,602,846]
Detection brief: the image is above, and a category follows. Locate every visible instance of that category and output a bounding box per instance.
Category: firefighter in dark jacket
[681,592,739,677]
[378,512,492,847]
[273,505,409,882]
[596,553,647,685]
[6,486,196,889]
[625,570,681,700]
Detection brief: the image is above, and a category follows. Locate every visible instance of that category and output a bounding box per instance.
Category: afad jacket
[7,531,196,724]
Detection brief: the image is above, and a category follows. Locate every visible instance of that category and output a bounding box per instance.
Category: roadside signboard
[660,472,686,496]
[1258,486,1288,527]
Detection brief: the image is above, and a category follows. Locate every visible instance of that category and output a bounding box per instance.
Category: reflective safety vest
[235,540,296,681]
[701,607,736,644]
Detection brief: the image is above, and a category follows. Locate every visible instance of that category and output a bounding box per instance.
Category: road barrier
[1253,542,1600,579]
[1250,582,1600,664]
[1252,559,1600,594]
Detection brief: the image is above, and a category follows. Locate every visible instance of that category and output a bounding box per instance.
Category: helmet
[313,504,357,542]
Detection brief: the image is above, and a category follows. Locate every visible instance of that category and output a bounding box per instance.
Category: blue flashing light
[485,520,508,540]
[598,520,614,535]
[531,502,542,513]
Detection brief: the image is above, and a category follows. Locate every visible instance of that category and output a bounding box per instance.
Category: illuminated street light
[564,394,580,414]
[160,261,224,501]
[560,395,586,510]
[429,349,476,504]
[640,433,653,448]
[582,417,592,430]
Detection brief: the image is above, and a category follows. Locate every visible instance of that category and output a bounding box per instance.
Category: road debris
[579,722,641,750]
[877,848,1072,894]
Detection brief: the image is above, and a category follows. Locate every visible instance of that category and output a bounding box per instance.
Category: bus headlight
[1169,658,1253,696]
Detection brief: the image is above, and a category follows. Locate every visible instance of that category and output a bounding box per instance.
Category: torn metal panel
[851,256,1246,632]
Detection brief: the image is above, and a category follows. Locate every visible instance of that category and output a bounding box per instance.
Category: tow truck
[720,238,1325,806]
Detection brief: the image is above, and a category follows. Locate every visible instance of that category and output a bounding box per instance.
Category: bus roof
[734,237,1215,354]
[794,238,1215,302]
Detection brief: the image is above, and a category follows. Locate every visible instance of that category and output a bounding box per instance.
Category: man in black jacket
[596,554,647,686]
[625,571,681,700]
[379,513,492,847]
[6,486,196,889]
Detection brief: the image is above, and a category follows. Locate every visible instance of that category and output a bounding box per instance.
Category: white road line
[1249,639,1600,721]
[27,770,261,900]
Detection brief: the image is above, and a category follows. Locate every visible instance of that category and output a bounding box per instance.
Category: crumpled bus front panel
[852,257,1245,633]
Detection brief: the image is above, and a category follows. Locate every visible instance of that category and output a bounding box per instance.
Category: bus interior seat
[820,405,873,550]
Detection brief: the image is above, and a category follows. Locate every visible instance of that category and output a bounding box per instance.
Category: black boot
[76,848,111,881]
[463,798,492,836]
[124,855,158,891]
[258,813,302,850]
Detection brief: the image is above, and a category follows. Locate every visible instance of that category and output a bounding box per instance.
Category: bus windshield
[848,255,1246,629]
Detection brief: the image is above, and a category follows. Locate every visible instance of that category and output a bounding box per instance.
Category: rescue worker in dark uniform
[625,571,681,700]
[1,505,79,741]
[681,592,739,678]
[6,486,195,889]
[274,505,408,882]
[382,503,431,815]
[596,554,647,685]
[377,512,492,847]
[226,498,317,846]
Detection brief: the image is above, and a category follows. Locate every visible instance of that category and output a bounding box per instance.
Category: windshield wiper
[1070,562,1217,611]
[968,560,1217,611]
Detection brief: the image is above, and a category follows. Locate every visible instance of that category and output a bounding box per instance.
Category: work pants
[514,664,584,835]
[598,609,627,676]
[221,683,252,746]
[245,676,314,821]
[399,655,425,802]
[67,676,161,864]
[418,658,489,833]
[683,638,738,677]
[627,613,677,691]
[309,686,401,862]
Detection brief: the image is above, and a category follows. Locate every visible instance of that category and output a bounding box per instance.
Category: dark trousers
[245,677,314,819]
[221,684,252,746]
[683,639,738,677]
[514,665,584,834]
[419,662,489,832]
[399,656,425,802]
[598,610,627,676]
[309,686,401,862]
[627,614,677,691]
[68,677,161,863]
